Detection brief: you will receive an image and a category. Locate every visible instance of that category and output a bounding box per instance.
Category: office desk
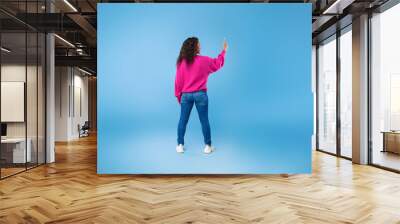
[382,131,400,154]
[1,138,31,163]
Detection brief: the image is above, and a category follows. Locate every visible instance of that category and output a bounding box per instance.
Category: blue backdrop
[98,3,312,174]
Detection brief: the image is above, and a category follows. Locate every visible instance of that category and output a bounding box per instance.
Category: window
[339,27,352,158]
[317,35,337,154]
[370,3,400,171]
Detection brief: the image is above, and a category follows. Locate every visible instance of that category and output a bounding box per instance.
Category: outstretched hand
[223,39,228,52]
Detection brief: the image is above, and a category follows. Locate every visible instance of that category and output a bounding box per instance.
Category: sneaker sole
[204,148,215,154]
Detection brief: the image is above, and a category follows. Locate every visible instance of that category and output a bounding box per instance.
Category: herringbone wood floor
[1,135,400,224]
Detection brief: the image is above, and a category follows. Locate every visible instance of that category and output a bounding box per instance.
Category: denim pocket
[195,92,208,105]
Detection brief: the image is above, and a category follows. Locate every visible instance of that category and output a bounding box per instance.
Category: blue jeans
[177,91,211,145]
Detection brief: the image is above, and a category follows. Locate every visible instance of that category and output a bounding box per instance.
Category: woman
[175,37,228,154]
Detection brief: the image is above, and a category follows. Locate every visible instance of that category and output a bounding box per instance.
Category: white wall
[55,66,70,141]
[1,65,40,138]
[1,66,26,139]
[71,73,89,138]
[55,67,89,141]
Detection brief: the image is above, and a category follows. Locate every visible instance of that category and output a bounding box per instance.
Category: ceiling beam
[67,13,97,46]
[55,55,96,72]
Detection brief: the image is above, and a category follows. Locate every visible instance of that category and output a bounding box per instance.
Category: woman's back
[175,50,225,103]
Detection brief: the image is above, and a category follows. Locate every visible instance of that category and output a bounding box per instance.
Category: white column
[46,1,55,163]
[55,67,73,141]
[352,14,369,164]
[46,33,55,163]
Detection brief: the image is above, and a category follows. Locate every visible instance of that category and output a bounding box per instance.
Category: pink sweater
[175,50,226,103]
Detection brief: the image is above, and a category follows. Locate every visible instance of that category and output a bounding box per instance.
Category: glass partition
[27,31,38,169]
[0,1,46,179]
[1,31,28,177]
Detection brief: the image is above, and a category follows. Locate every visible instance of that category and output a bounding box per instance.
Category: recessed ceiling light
[322,0,354,15]
[1,47,11,53]
[63,0,78,12]
[54,34,75,48]
[78,67,93,76]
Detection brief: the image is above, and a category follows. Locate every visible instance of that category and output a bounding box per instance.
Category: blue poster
[98,3,312,174]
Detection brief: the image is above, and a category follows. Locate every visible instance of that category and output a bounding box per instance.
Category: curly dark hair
[177,37,199,66]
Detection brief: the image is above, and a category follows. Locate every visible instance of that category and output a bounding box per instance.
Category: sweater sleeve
[175,67,183,103]
[208,50,226,73]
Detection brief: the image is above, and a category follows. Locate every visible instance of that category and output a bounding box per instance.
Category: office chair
[79,121,90,138]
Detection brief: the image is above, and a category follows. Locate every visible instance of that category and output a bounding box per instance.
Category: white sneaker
[204,145,214,154]
[176,144,184,153]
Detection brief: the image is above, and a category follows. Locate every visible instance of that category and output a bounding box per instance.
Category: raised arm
[208,50,226,73]
[208,39,228,73]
